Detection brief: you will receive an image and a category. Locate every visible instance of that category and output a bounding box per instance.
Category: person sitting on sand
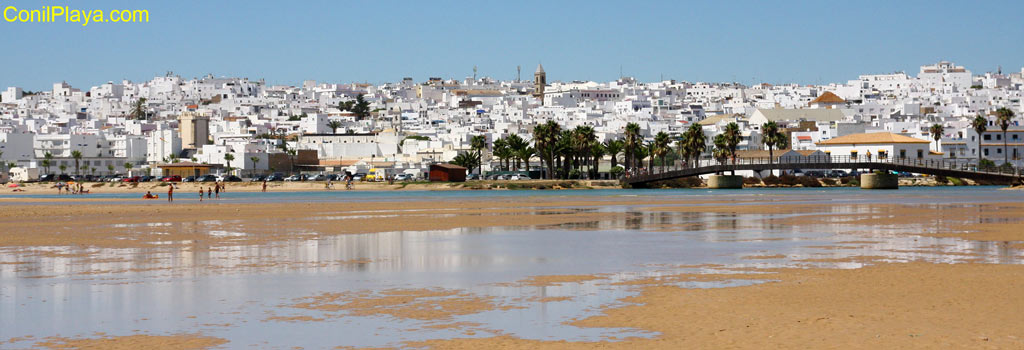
[143,191,156,199]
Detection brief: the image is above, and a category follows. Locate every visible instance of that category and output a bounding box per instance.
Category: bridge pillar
[708,175,743,189]
[860,173,898,189]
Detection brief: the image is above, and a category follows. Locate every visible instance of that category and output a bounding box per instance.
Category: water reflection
[2,194,1024,348]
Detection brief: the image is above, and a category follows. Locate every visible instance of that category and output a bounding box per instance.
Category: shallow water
[2,187,1023,348]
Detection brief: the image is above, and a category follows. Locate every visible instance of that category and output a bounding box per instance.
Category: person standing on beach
[207,187,212,199]
[199,187,204,201]
[215,183,220,199]
[168,185,174,202]
[262,180,267,192]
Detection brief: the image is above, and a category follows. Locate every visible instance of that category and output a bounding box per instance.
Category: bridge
[622,155,1023,188]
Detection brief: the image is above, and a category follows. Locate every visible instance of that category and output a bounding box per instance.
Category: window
[850,151,858,159]
[917,149,923,158]
[900,149,907,158]
[878,150,888,159]
[984,149,989,156]
[984,135,991,141]
[997,134,1002,141]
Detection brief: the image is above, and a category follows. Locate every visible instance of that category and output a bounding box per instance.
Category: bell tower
[533,63,546,102]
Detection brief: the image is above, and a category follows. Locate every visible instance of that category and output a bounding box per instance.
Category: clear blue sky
[2,0,1022,91]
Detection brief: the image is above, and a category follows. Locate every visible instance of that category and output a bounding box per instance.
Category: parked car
[39,174,73,182]
[284,174,308,181]
[309,174,327,181]
[196,175,218,182]
[139,176,154,182]
[182,176,196,182]
[327,174,341,181]
[394,173,411,181]
[804,171,826,178]
[827,170,848,178]
[160,175,182,182]
[222,175,243,182]
[265,174,284,181]
[466,174,480,180]
[122,176,141,183]
[250,175,265,182]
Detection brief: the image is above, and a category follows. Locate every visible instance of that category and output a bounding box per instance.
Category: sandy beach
[3,190,1024,349]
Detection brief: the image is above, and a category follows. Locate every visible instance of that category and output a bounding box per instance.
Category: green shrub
[743,177,762,185]
[762,175,780,186]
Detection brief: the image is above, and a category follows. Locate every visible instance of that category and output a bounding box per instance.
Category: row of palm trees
[969,107,1016,168]
[451,119,780,180]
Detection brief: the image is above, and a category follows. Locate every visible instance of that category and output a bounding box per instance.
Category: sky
[2,0,1023,91]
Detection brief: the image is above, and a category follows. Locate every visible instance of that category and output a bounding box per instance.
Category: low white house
[816,132,935,161]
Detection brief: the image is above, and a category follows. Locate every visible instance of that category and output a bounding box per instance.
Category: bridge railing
[625,154,1020,179]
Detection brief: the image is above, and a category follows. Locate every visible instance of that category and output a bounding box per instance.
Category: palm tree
[470,135,487,175]
[43,152,53,174]
[515,145,535,175]
[71,150,82,175]
[506,134,529,170]
[929,124,944,153]
[574,126,597,176]
[723,122,741,175]
[653,131,671,173]
[107,164,115,174]
[327,120,343,134]
[624,123,641,172]
[713,134,731,169]
[996,107,1015,165]
[450,152,479,170]
[533,121,561,179]
[972,114,988,167]
[123,162,133,176]
[250,156,260,176]
[59,164,67,174]
[90,167,96,176]
[493,138,512,171]
[761,121,787,174]
[224,153,235,175]
[131,98,147,120]
[589,142,605,178]
[684,124,707,168]
[603,139,624,170]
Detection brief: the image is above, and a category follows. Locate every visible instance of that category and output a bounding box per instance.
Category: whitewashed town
[0,61,1022,183]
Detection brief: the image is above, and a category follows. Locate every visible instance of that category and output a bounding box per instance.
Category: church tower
[533,63,546,102]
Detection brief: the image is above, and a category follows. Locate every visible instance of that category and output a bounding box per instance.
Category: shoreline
[0,176,1001,195]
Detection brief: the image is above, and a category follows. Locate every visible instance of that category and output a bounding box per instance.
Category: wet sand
[410,263,1024,349]
[3,192,1024,348]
